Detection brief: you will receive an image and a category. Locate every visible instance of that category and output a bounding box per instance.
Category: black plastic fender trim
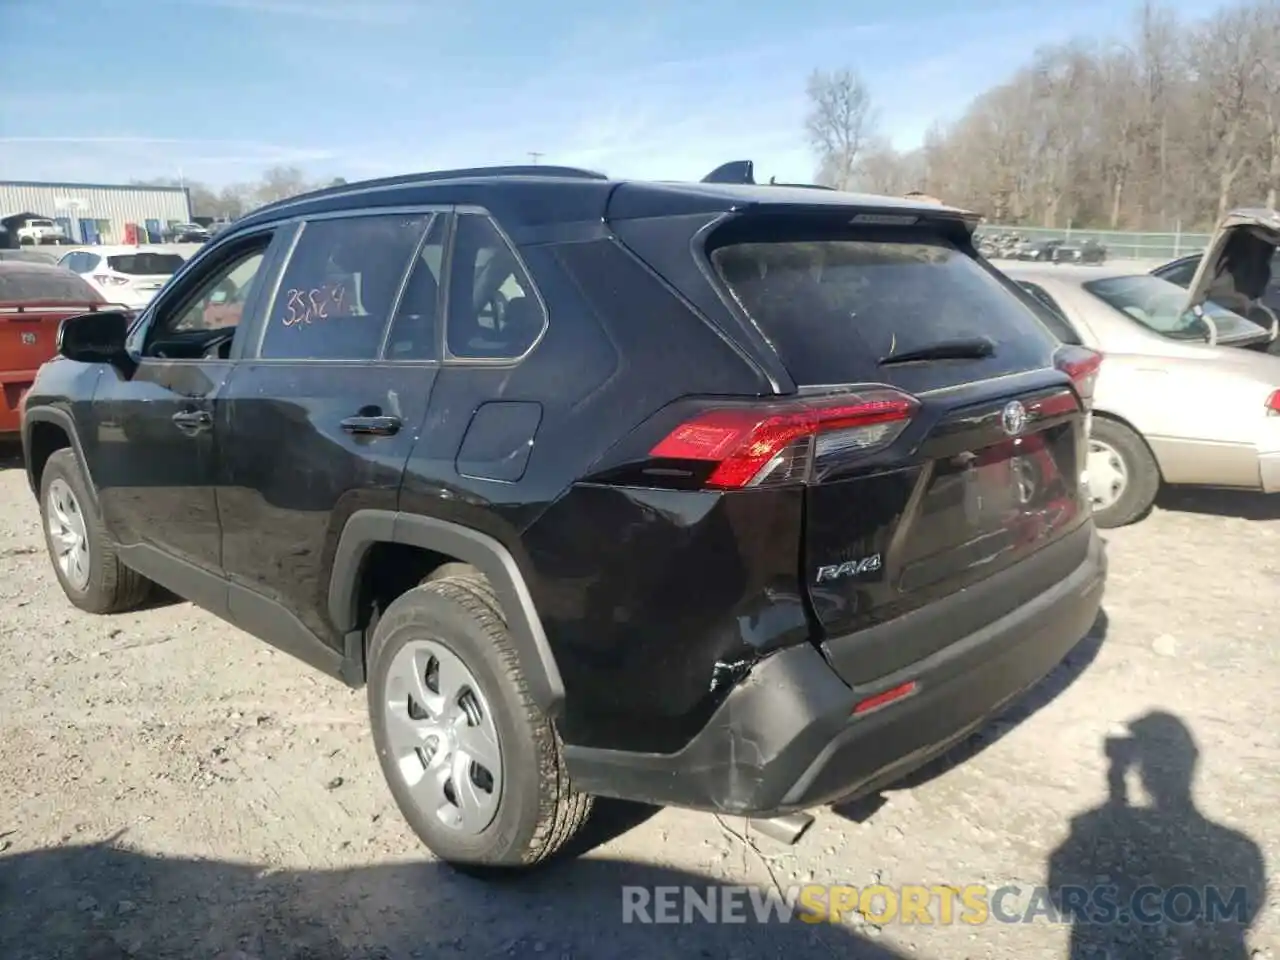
[328,509,566,715]
[21,407,99,508]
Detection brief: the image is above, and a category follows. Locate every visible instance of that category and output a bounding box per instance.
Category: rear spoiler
[700,160,835,191]
[0,301,135,319]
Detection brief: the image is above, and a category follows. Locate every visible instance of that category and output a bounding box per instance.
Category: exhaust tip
[748,811,815,846]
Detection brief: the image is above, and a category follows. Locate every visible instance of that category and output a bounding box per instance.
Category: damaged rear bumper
[563,526,1106,816]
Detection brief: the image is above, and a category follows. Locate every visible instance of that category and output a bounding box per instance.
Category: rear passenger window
[259,214,431,360]
[446,213,544,360]
[383,215,447,361]
[709,227,1059,386]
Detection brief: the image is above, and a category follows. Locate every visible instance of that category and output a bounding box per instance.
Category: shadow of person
[0,843,917,960]
[1045,711,1266,959]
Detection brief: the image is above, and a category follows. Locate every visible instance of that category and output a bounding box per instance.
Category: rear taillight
[649,388,918,489]
[93,274,128,287]
[1267,390,1280,416]
[1055,346,1102,407]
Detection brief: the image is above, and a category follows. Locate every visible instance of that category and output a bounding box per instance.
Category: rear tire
[366,572,592,872]
[1087,417,1160,528]
[39,449,152,614]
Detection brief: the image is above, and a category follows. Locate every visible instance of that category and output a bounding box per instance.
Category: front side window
[144,235,274,357]
[1083,274,1269,343]
[259,213,432,361]
[445,213,545,360]
[1155,257,1200,288]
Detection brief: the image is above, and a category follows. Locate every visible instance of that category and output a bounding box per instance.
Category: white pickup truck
[16,218,68,245]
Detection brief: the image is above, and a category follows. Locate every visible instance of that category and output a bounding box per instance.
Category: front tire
[366,572,592,871]
[1087,417,1161,528]
[39,449,152,613]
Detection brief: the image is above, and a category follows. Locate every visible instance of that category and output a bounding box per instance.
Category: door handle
[171,409,212,433]
[340,414,401,437]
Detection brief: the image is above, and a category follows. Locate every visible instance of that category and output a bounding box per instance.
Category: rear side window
[107,253,185,275]
[0,268,104,303]
[708,228,1058,387]
[259,213,432,361]
[445,213,545,360]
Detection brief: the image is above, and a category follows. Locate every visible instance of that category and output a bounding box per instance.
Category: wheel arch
[22,408,98,507]
[329,510,565,717]
[1090,409,1166,483]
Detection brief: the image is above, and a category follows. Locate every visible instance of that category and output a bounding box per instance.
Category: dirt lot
[0,449,1276,960]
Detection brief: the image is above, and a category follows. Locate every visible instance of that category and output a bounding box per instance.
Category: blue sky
[0,0,1229,188]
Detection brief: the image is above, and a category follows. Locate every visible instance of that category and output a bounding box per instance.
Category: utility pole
[527,151,543,165]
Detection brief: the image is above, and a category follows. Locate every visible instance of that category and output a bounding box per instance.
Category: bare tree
[824,0,1278,231]
[805,68,878,190]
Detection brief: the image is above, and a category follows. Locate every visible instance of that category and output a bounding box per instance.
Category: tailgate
[805,379,1089,685]
[0,306,72,375]
[698,214,1096,686]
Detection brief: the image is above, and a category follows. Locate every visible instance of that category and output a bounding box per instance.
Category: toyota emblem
[20,332,36,346]
[1001,400,1027,436]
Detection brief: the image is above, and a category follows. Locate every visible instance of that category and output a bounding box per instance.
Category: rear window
[0,269,103,304]
[708,229,1058,386]
[27,220,53,228]
[107,253,185,275]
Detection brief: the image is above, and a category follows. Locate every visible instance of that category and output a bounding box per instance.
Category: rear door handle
[340,415,401,437]
[171,410,212,433]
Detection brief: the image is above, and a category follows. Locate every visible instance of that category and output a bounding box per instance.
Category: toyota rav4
[21,162,1106,871]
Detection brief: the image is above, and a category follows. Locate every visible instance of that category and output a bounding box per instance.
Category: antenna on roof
[701,160,755,185]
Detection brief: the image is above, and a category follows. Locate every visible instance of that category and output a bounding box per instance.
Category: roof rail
[698,160,835,191]
[249,164,609,217]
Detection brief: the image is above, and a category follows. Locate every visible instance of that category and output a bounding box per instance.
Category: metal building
[0,180,192,246]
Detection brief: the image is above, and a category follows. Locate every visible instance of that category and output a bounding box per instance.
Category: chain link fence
[973,224,1212,262]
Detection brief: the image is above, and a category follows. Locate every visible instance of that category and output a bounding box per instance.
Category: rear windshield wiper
[878,337,995,366]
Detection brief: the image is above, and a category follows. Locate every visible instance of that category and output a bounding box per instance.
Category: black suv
[21,164,1106,871]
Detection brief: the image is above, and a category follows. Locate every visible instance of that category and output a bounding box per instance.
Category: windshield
[1082,274,1268,342]
[27,220,54,228]
[107,253,185,275]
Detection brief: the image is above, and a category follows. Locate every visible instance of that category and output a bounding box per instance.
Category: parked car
[1014,238,1064,261]
[1052,238,1107,265]
[15,218,69,246]
[1003,261,1280,527]
[0,263,111,440]
[1150,209,1280,354]
[0,249,60,265]
[56,245,186,309]
[21,164,1106,871]
[166,222,212,243]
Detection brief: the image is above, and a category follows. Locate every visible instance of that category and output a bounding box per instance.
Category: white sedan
[56,245,186,309]
[1001,227,1280,527]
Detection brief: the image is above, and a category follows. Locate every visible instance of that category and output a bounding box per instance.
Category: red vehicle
[0,263,117,439]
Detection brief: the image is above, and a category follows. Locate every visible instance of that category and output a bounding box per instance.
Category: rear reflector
[1267,390,1280,416]
[650,388,918,489]
[853,681,918,715]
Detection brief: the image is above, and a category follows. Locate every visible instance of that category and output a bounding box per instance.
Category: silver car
[1001,247,1280,527]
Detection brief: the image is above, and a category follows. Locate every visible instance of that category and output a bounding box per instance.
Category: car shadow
[0,440,23,471]
[0,844,917,960]
[832,608,1109,823]
[1155,487,1280,521]
[1046,710,1266,958]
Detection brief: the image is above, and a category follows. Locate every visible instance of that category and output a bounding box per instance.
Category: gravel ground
[0,448,1277,960]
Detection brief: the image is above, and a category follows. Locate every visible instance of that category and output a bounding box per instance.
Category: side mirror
[57,310,133,368]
